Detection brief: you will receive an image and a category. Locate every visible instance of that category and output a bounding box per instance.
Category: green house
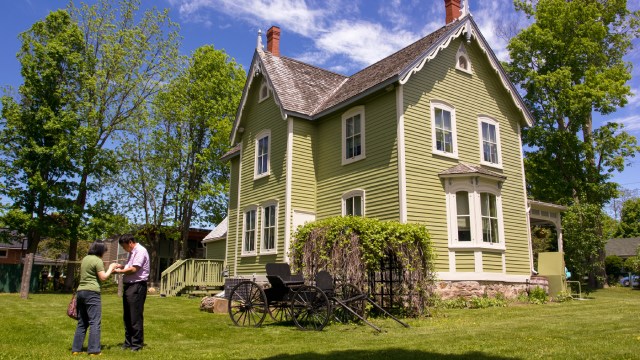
[221,3,536,295]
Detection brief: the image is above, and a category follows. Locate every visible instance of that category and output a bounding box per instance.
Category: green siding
[455,252,475,272]
[483,252,503,273]
[206,240,226,261]
[291,118,317,213]
[315,91,399,221]
[402,37,530,275]
[229,79,288,276]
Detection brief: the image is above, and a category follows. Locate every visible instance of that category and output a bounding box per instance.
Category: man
[114,234,150,351]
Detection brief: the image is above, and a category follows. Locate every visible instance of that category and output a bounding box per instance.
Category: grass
[0,287,639,359]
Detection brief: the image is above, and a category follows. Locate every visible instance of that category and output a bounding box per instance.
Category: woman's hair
[88,241,108,257]
[118,233,136,245]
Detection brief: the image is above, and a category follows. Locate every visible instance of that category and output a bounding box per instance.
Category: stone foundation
[433,279,543,300]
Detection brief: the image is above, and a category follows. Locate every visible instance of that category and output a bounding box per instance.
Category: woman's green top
[77,255,105,293]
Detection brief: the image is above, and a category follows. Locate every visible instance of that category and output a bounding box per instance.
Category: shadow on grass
[263,349,521,360]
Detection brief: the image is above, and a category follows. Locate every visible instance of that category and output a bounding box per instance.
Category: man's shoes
[130,348,141,352]
[88,353,102,356]
[71,352,83,355]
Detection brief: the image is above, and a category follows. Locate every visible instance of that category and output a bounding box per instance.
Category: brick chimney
[266,26,281,57]
[444,0,461,24]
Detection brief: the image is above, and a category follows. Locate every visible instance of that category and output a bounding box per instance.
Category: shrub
[291,216,435,317]
[528,286,549,304]
[605,255,624,285]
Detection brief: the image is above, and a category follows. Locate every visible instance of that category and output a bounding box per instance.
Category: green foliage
[0,9,87,255]
[615,198,640,237]
[508,0,640,205]
[528,286,549,304]
[605,255,624,284]
[291,216,435,317]
[624,255,640,274]
[436,294,508,309]
[562,202,607,285]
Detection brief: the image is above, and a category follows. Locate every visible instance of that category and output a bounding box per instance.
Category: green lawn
[0,287,639,359]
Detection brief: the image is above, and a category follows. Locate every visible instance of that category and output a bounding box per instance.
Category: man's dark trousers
[123,282,147,350]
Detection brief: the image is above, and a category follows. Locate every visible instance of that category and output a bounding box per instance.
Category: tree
[614,198,640,237]
[605,255,624,285]
[115,45,244,280]
[0,10,87,298]
[562,203,608,288]
[508,0,640,206]
[60,0,180,291]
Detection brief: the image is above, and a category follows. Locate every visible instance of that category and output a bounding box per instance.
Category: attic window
[259,81,270,102]
[455,43,472,74]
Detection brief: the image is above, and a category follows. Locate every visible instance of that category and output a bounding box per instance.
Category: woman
[72,241,120,356]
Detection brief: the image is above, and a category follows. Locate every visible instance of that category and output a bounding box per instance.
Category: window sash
[263,205,276,251]
[257,136,269,175]
[345,196,362,216]
[482,122,498,163]
[435,108,453,153]
[345,115,362,159]
[244,210,256,252]
[480,193,499,243]
[456,191,471,241]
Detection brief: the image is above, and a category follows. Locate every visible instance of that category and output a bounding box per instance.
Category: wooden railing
[160,259,225,297]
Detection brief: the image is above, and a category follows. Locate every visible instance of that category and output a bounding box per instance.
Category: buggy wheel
[291,285,330,331]
[228,280,268,327]
[269,302,292,322]
[334,283,366,323]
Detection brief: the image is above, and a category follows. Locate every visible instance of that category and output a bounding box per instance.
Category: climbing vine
[290,216,436,317]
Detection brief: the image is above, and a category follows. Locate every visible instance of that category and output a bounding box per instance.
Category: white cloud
[612,114,640,132]
[628,88,640,108]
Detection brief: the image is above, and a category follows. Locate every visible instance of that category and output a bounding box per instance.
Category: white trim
[260,201,279,254]
[430,100,458,159]
[396,85,407,223]
[241,205,258,256]
[477,116,502,169]
[455,42,472,74]
[398,17,534,127]
[437,272,530,282]
[341,106,366,165]
[342,189,366,216]
[233,144,243,276]
[254,129,271,180]
[284,117,293,261]
[445,177,506,250]
[474,251,483,272]
[258,80,270,103]
[518,124,534,274]
[448,251,456,272]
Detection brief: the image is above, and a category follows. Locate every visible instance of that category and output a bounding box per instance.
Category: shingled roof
[605,237,640,258]
[438,163,506,180]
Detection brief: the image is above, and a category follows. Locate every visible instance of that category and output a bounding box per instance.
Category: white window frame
[445,178,505,250]
[455,42,472,74]
[242,206,258,256]
[342,189,365,216]
[254,129,271,179]
[0,249,7,258]
[341,106,366,165]
[260,201,278,254]
[478,116,502,168]
[430,100,458,159]
[258,81,270,102]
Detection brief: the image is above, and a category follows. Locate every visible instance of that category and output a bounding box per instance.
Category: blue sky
[1,0,639,195]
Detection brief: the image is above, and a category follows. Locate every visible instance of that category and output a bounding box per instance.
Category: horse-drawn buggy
[227,263,408,331]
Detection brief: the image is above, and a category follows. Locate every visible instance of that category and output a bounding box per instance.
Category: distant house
[202,217,227,261]
[605,238,640,260]
[0,235,27,265]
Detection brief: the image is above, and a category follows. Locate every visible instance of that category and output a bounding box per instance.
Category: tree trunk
[64,172,89,292]
[19,253,35,299]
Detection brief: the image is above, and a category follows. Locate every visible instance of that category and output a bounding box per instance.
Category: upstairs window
[342,106,366,164]
[243,208,256,254]
[343,189,365,216]
[262,204,277,252]
[455,43,472,74]
[478,117,501,167]
[430,101,457,158]
[255,130,271,179]
[259,81,270,102]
